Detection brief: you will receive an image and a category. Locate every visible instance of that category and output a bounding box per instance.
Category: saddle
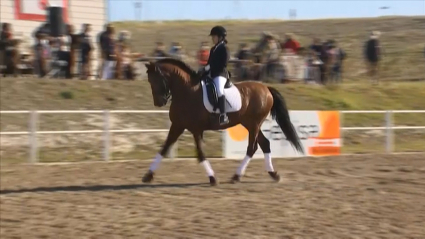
[202,75,232,112]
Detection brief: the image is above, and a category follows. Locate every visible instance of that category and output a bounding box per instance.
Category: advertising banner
[15,0,68,21]
[223,111,341,159]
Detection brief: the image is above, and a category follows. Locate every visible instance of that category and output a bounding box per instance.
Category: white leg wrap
[264,153,274,172]
[149,153,163,172]
[202,160,215,177]
[236,155,252,176]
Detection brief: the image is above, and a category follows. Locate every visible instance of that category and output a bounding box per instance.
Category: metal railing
[0,110,172,163]
[340,110,425,153]
[1,110,425,163]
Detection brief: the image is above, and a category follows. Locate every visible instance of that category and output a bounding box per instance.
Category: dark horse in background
[142,58,304,186]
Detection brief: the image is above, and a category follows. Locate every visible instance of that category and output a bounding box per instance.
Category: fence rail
[1,110,425,163]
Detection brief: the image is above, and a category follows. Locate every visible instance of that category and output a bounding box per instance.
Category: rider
[199,25,230,125]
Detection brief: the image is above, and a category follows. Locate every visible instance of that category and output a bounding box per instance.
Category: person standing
[102,29,115,80]
[79,24,92,80]
[364,31,381,84]
[97,24,111,79]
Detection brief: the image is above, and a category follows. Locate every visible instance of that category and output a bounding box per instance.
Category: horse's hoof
[209,176,218,186]
[230,174,241,184]
[142,170,154,183]
[268,171,281,182]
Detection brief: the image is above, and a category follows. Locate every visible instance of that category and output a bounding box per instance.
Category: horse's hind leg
[193,131,218,186]
[142,124,185,183]
[258,130,280,182]
[231,124,260,183]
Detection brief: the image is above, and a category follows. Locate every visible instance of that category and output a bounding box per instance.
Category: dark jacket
[310,43,328,62]
[206,41,230,78]
[0,31,8,51]
[236,49,251,60]
[80,33,92,55]
[104,36,115,61]
[365,39,380,62]
[97,31,108,53]
[0,31,13,57]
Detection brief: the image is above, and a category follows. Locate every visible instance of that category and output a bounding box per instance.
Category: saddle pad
[201,81,242,113]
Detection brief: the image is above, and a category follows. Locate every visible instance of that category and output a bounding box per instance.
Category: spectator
[197,41,209,68]
[67,24,79,78]
[97,23,111,79]
[79,24,92,80]
[152,42,167,58]
[0,23,6,73]
[119,44,139,80]
[364,31,381,84]
[263,35,280,77]
[33,23,51,40]
[235,43,251,61]
[168,42,183,60]
[304,49,319,83]
[0,23,18,76]
[310,37,323,56]
[281,33,300,54]
[309,38,329,84]
[327,40,346,83]
[118,30,131,45]
[102,29,116,80]
[57,27,72,78]
[33,32,49,78]
[115,30,133,79]
[234,43,251,80]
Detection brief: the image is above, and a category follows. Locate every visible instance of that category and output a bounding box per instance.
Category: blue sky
[108,0,425,22]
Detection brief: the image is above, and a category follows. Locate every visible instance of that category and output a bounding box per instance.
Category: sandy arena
[1,154,424,238]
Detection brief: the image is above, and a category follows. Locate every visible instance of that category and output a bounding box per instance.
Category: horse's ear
[145,62,155,72]
[145,62,152,69]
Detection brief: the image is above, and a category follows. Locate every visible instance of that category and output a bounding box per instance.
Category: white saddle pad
[201,81,242,113]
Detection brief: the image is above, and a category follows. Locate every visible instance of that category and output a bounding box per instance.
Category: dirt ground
[1,154,424,239]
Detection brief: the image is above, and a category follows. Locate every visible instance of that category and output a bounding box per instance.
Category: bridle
[153,64,171,103]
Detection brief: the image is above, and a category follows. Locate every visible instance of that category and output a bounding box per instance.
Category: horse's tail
[268,87,305,155]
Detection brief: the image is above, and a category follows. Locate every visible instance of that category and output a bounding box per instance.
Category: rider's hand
[197,67,206,76]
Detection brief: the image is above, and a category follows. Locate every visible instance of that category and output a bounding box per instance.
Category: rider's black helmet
[209,26,227,37]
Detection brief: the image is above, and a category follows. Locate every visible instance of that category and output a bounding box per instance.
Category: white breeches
[102,61,115,80]
[213,76,227,97]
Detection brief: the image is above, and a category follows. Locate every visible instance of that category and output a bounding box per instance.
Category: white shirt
[60,35,71,52]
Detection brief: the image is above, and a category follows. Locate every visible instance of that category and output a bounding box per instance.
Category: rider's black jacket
[206,41,230,78]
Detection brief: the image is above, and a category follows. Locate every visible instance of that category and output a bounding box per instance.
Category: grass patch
[59,91,74,99]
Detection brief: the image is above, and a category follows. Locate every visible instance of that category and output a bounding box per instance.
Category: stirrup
[219,113,229,125]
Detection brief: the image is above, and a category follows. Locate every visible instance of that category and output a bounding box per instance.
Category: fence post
[29,111,38,163]
[103,110,111,161]
[339,111,344,151]
[168,119,176,159]
[385,110,394,153]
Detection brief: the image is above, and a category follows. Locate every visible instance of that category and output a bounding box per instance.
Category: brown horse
[142,58,304,186]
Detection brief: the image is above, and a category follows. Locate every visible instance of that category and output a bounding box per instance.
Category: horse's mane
[156,58,198,79]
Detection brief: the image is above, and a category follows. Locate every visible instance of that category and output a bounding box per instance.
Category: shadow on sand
[0,182,211,195]
[0,179,273,195]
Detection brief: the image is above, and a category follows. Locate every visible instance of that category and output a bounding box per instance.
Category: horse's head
[145,62,171,107]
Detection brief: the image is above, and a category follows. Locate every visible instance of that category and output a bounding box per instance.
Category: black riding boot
[218,95,229,125]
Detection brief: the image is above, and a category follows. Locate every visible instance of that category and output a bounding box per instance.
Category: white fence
[1,110,425,163]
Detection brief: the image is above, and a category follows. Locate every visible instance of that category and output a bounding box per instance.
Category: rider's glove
[198,65,210,76]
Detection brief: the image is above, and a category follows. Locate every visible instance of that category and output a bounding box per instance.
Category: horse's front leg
[142,124,184,183]
[231,124,260,183]
[193,131,218,186]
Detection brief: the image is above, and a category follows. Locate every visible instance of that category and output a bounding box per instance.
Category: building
[0,0,108,78]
